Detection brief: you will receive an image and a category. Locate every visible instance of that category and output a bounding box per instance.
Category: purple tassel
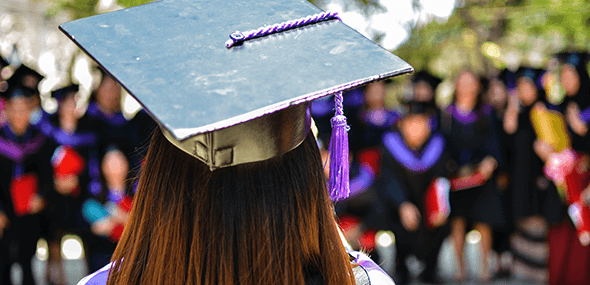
[328,91,350,201]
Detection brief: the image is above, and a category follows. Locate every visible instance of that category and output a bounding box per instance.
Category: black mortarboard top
[412,70,442,91]
[556,51,590,70]
[51,84,80,102]
[59,0,412,171]
[0,57,8,68]
[0,75,35,100]
[10,64,44,92]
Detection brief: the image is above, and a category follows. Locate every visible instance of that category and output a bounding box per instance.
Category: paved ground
[6,236,541,285]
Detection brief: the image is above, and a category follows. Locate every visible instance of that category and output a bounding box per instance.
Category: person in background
[559,52,590,153]
[82,146,133,273]
[484,70,515,279]
[357,81,401,150]
[0,79,52,285]
[374,100,450,284]
[502,67,563,283]
[43,84,100,284]
[411,70,442,130]
[9,64,44,110]
[535,138,590,285]
[442,70,505,282]
[0,57,10,126]
[86,68,156,177]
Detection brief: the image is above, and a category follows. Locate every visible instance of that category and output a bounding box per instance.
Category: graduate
[411,70,442,130]
[374,100,450,284]
[441,70,505,282]
[502,67,564,282]
[59,0,413,283]
[86,69,156,177]
[357,81,401,149]
[0,79,52,285]
[42,84,101,282]
[560,52,590,153]
[82,146,134,273]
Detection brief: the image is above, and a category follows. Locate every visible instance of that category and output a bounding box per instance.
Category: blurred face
[487,79,507,110]
[364,81,386,110]
[59,93,77,122]
[399,114,430,150]
[5,97,31,136]
[561,65,580,97]
[22,74,39,91]
[454,71,480,110]
[516,78,538,107]
[413,81,434,103]
[102,150,129,188]
[96,76,121,113]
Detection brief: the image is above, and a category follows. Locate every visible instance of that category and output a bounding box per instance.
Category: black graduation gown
[0,124,52,285]
[441,104,505,227]
[42,113,101,238]
[374,130,450,282]
[511,107,563,223]
[86,102,156,175]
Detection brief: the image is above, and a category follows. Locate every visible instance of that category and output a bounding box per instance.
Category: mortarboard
[59,0,412,200]
[52,84,80,103]
[9,64,44,93]
[0,73,36,100]
[556,52,590,69]
[0,57,8,68]
[0,84,35,101]
[516,67,545,91]
[412,70,442,91]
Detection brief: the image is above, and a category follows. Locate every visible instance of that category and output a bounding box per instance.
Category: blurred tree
[46,0,589,78]
[395,0,590,78]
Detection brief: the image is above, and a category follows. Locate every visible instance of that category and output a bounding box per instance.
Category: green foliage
[116,0,154,8]
[395,0,590,78]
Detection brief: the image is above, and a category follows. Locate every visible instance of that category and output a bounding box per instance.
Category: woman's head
[454,70,481,111]
[108,130,354,285]
[515,67,545,107]
[364,81,386,110]
[94,74,122,113]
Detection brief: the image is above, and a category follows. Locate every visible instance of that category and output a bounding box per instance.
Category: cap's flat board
[60,0,412,140]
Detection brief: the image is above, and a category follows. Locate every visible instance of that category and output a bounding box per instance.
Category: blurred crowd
[319,51,590,285]
[0,44,589,285]
[0,57,156,284]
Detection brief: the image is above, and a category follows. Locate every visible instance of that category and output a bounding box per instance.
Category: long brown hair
[107,129,355,285]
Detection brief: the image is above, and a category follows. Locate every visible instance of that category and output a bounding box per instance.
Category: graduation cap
[412,70,442,91]
[0,74,36,100]
[0,84,35,101]
[516,67,545,91]
[0,57,8,68]
[59,0,412,200]
[556,52,590,69]
[51,84,80,103]
[9,64,43,93]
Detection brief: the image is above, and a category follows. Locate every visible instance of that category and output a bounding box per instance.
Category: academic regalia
[81,170,134,272]
[357,108,401,150]
[60,0,413,281]
[374,127,450,284]
[511,68,563,224]
[556,52,590,154]
[441,103,506,227]
[85,101,155,176]
[0,123,53,285]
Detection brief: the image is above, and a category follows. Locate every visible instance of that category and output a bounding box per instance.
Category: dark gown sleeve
[375,149,409,210]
